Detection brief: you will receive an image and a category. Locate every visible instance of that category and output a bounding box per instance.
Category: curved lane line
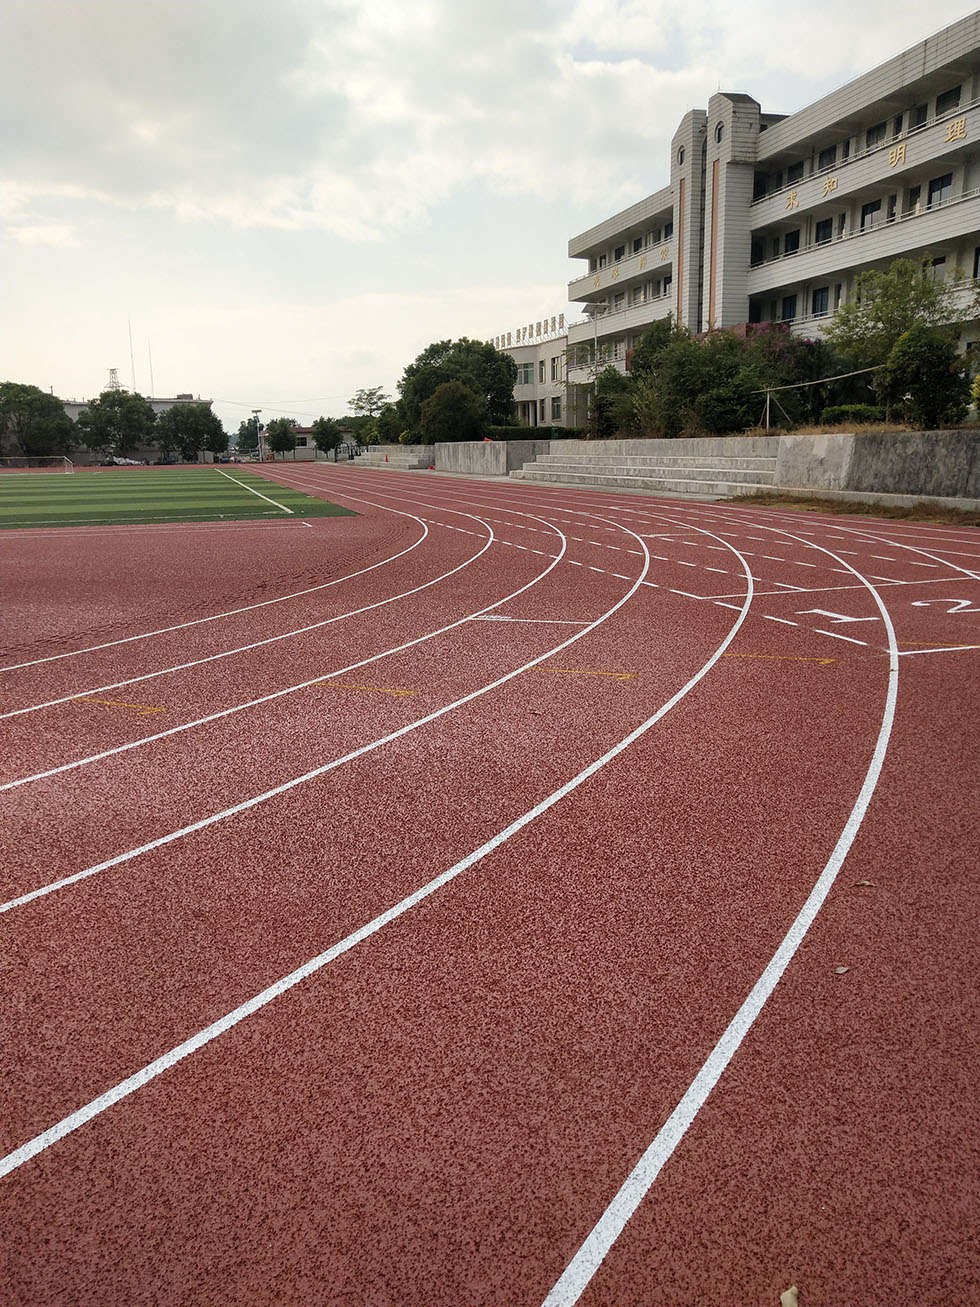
[0,498,483,720]
[541,523,899,1307]
[0,516,756,1178]
[0,502,429,675]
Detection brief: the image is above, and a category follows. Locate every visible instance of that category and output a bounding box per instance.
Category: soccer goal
[0,456,74,474]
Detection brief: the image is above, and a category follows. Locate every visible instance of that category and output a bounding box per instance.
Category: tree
[0,382,75,457]
[311,416,342,458]
[418,380,484,443]
[594,366,636,439]
[265,416,297,458]
[397,338,517,431]
[824,255,964,367]
[375,404,401,444]
[348,387,391,418]
[875,323,969,428]
[156,402,225,462]
[237,417,260,454]
[204,425,229,458]
[75,389,157,457]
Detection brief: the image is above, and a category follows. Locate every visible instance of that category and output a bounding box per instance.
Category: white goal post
[0,456,74,473]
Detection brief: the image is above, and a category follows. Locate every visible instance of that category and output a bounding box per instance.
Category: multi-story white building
[564,13,980,400]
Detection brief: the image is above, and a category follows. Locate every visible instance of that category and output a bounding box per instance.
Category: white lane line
[472,617,591,625]
[762,615,797,626]
[896,644,980,656]
[814,628,868,646]
[0,516,430,674]
[908,562,936,568]
[0,520,755,1182]
[541,530,899,1307]
[713,601,742,611]
[213,468,293,514]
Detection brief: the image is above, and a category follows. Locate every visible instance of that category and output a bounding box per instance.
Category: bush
[418,381,484,443]
[819,404,884,425]
[875,323,970,429]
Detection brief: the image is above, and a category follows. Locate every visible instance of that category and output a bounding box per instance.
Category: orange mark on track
[76,698,165,715]
[547,668,635,680]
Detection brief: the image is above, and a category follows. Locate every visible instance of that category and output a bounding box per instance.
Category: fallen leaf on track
[853,880,875,887]
[834,966,850,975]
[780,1286,799,1307]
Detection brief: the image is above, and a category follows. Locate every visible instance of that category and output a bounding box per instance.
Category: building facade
[564,13,980,393]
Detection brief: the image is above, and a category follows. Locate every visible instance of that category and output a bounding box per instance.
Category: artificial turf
[0,466,355,529]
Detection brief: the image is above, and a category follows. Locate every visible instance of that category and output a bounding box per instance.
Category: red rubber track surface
[2,464,977,1307]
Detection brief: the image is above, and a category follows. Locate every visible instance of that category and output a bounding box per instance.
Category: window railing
[753,275,979,328]
[751,93,980,206]
[749,185,980,268]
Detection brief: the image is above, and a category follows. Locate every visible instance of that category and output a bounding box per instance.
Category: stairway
[514,442,778,498]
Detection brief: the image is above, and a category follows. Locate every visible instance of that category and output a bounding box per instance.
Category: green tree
[265,416,297,458]
[418,380,484,443]
[75,389,157,457]
[156,402,225,462]
[348,386,391,417]
[204,425,229,458]
[0,382,75,457]
[594,367,637,439]
[628,315,684,380]
[398,338,517,431]
[824,255,963,366]
[311,416,342,458]
[875,323,969,428]
[375,404,401,444]
[237,417,260,454]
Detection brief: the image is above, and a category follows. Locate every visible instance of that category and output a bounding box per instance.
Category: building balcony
[750,97,980,227]
[568,186,673,259]
[747,187,980,294]
[778,276,980,335]
[566,293,674,346]
[568,243,673,302]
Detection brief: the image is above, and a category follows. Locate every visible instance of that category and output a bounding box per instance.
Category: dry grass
[740,423,912,438]
[729,491,979,526]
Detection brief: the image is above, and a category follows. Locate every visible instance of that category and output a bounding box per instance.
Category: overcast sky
[2,0,974,431]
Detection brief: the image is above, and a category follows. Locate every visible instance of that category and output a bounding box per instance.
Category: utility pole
[252,409,263,461]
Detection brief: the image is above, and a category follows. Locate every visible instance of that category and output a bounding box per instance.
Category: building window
[815,217,833,244]
[928,173,953,207]
[551,356,561,381]
[538,360,546,383]
[973,246,980,279]
[296,436,308,447]
[753,171,768,200]
[631,286,645,305]
[886,193,897,222]
[860,199,881,229]
[678,147,685,165]
[936,86,961,116]
[516,362,534,385]
[663,220,673,238]
[551,397,561,420]
[812,286,830,316]
[841,139,850,160]
[598,253,607,268]
[748,300,762,324]
[837,212,847,237]
[715,122,724,143]
[784,229,800,254]
[834,284,843,309]
[892,114,904,137]
[633,237,643,253]
[905,184,921,214]
[865,121,887,150]
[613,292,625,310]
[787,161,804,184]
[614,245,625,261]
[931,256,947,281]
[909,103,928,130]
[663,275,673,293]
[781,295,797,321]
[539,399,546,422]
[818,145,836,170]
[750,236,765,265]
[651,227,661,243]
[768,170,784,195]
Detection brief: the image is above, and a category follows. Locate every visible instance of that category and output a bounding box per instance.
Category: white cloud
[3,223,79,247]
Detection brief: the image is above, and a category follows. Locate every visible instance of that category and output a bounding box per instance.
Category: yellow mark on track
[317,681,415,697]
[547,668,635,680]
[900,641,972,648]
[723,654,836,665]
[76,697,165,715]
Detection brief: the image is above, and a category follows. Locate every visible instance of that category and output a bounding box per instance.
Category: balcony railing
[749,185,980,269]
[762,275,980,332]
[752,94,980,207]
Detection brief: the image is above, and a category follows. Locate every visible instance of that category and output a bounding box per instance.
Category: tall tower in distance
[107,367,121,390]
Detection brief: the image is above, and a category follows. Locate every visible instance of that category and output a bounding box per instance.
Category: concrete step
[518,468,777,496]
[537,453,777,472]
[531,460,775,485]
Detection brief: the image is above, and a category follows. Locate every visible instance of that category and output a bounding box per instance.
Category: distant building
[62,393,213,423]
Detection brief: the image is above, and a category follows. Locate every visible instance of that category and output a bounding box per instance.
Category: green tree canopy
[311,416,342,456]
[398,338,517,430]
[348,387,391,417]
[75,389,157,457]
[824,255,964,367]
[875,323,970,428]
[375,404,401,444]
[237,417,260,453]
[0,382,75,457]
[418,380,484,443]
[156,402,224,462]
[594,367,637,439]
[265,416,297,457]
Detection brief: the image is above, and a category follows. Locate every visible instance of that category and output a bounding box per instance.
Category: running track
[3,463,978,1306]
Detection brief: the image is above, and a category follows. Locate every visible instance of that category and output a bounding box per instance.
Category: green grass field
[0,467,354,529]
